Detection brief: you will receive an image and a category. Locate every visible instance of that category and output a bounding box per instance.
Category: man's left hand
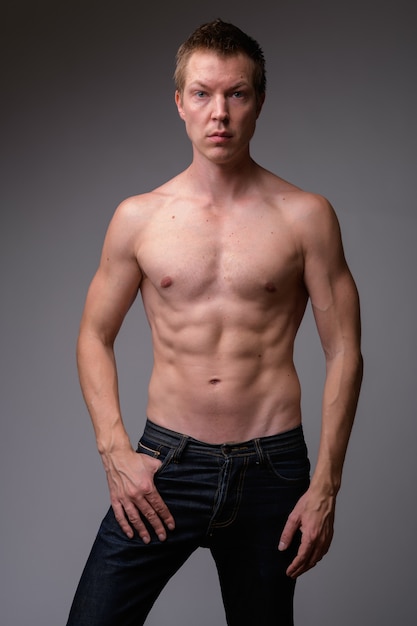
[278,487,335,578]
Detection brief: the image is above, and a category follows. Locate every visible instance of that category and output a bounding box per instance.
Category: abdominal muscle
[144,299,304,444]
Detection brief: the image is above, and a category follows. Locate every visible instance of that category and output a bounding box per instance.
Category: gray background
[2,0,416,624]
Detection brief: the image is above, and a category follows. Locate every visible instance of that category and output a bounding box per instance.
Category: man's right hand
[103,448,175,542]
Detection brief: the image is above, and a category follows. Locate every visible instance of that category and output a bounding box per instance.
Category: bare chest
[138,210,303,302]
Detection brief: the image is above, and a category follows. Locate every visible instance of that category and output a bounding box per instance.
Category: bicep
[81,264,140,345]
[80,210,142,344]
[310,269,361,360]
[301,199,361,357]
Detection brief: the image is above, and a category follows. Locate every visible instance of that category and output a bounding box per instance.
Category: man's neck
[185,154,261,205]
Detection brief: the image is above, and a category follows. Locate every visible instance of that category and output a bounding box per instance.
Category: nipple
[160,276,173,288]
[265,282,277,293]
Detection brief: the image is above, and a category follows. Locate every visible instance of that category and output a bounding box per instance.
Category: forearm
[76,327,175,542]
[76,329,133,459]
[311,348,363,496]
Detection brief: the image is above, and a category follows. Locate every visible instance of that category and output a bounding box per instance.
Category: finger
[285,533,315,578]
[278,514,300,551]
[112,501,137,540]
[135,456,176,531]
[145,491,175,532]
[286,536,327,578]
[112,497,156,544]
[135,498,170,542]
[287,549,323,578]
[286,551,315,578]
[127,487,175,542]
[286,553,313,579]
[122,500,153,543]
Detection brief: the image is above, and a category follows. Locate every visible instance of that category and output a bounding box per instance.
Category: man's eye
[233,91,244,98]
[196,91,206,98]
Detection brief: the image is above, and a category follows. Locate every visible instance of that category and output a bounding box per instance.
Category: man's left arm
[279,194,363,578]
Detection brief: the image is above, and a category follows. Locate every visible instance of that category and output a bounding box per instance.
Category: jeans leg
[66,506,197,626]
[210,525,300,625]
[209,430,310,626]
[66,422,225,626]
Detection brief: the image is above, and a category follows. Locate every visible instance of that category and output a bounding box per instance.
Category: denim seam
[209,457,249,530]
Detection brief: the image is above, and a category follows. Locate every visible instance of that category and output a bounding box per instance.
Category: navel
[209,378,221,385]
[160,276,173,288]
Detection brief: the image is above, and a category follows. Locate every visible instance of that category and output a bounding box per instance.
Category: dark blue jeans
[67,420,310,625]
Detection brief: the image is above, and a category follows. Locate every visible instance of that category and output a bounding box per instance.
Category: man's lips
[208,132,233,142]
[209,132,232,137]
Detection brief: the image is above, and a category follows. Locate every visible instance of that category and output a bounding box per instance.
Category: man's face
[175,50,264,165]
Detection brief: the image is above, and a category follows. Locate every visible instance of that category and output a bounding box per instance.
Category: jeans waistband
[142,419,306,460]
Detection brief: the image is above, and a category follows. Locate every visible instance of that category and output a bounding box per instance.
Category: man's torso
[131,170,312,443]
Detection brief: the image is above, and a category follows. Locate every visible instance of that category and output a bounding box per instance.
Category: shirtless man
[67,19,363,626]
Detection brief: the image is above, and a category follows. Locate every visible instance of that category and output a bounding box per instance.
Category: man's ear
[175,90,185,120]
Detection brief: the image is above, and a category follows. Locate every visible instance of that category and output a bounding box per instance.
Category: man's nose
[212,96,229,122]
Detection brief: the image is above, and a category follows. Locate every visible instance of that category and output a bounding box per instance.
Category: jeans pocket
[137,439,174,476]
[264,450,311,484]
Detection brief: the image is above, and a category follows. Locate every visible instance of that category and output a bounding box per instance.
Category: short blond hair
[174,19,266,101]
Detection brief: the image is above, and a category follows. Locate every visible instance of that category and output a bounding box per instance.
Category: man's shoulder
[261,169,332,216]
[262,173,339,246]
[279,188,342,258]
[115,189,171,218]
[115,172,187,217]
[282,190,334,220]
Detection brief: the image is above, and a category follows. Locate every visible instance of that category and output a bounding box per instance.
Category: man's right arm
[76,200,175,542]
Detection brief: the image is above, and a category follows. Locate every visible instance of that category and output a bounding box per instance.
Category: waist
[142,418,306,457]
[147,364,302,440]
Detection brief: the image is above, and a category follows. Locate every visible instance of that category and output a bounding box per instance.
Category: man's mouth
[210,132,232,137]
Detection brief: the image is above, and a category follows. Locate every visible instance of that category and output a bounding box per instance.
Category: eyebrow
[187,80,250,90]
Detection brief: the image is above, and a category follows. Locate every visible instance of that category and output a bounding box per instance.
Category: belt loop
[172,435,189,463]
[254,438,265,465]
